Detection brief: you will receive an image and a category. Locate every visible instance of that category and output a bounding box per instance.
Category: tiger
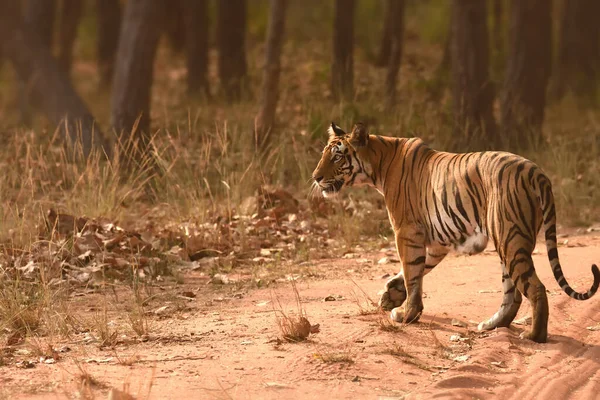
[311,122,599,343]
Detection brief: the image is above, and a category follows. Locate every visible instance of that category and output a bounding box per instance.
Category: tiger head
[311,122,372,198]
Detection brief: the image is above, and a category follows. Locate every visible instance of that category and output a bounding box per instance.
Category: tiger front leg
[379,246,448,311]
[389,234,427,324]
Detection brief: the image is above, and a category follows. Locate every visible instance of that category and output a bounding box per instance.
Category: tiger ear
[349,122,368,147]
[328,122,346,142]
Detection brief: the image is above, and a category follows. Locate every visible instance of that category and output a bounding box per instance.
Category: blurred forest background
[0,0,599,248]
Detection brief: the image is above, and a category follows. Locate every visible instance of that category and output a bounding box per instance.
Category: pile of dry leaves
[0,186,386,286]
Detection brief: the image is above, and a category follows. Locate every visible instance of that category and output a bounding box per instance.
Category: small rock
[58,346,71,353]
[513,316,532,326]
[264,382,291,389]
[324,295,336,302]
[451,319,468,328]
[586,325,600,331]
[154,305,173,316]
[491,361,507,368]
[381,273,391,279]
[16,360,36,369]
[210,274,229,285]
[452,355,470,362]
[107,388,136,400]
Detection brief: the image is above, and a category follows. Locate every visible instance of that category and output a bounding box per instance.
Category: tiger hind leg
[503,249,548,342]
[478,262,523,331]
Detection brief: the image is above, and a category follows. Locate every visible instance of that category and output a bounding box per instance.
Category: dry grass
[349,279,380,315]
[313,343,355,364]
[383,342,433,371]
[272,279,313,342]
[376,311,405,333]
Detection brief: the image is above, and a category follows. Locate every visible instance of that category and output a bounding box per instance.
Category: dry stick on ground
[0,1,109,159]
[255,0,289,151]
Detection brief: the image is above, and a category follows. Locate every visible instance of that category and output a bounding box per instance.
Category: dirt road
[2,234,600,399]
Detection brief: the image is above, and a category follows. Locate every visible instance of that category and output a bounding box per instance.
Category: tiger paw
[390,307,404,322]
[519,330,547,343]
[390,306,422,324]
[378,278,407,311]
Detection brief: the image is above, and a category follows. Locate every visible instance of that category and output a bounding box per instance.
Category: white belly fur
[456,232,488,255]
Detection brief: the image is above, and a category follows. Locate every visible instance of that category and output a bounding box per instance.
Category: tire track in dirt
[496,296,600,400]
[410,293,600,399]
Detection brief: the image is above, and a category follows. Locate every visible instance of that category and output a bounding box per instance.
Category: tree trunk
[111,0,166,152]
[24,0,56,48]
[501,0,552,150]
[58,0,83,74]
[554,0,600,103]
[255,0,288,150]
[96,0,121,88]
[20,0,57,125]
[217,0,247,102]
[384,0,405,107]
[451,0,497,149]
[331,0,355,101]
[0,1,107,158]
[375,0,394,66]
[492,0,503,55]
[182,0,210,97]
[165,0,186,54]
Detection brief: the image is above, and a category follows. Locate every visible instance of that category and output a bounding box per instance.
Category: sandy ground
[2,234,600,400]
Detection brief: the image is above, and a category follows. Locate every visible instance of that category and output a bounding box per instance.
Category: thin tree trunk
[24,0,56,48]
[58,0,83,74]
[111,0,166,153]
[376,0,394,66]
[20,0,56,125]
[183,0,210,97]
[217,0,247,102]
[255,0,288,150]
[451,0,497,149]
[554,0,600,103]
[165,0,186,54]
[384,0,405,107]
[0,1,108,158]
[331,0,355,101]
[492,0,503,55]
[501,0,552,150]
[96,0,121,89]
